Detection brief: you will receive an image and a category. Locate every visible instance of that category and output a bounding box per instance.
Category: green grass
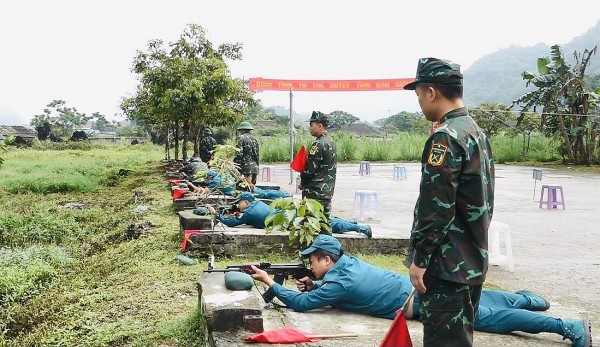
[0,134,570,346]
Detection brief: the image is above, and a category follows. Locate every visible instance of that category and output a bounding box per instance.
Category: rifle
[217,204,240,215]
[204,257,314,303]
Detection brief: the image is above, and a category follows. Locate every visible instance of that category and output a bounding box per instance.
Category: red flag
[180,229,201,251]
[290,145,308,172]
[244,327,320,343]
[379,310,413,347]
[172,188,188,201]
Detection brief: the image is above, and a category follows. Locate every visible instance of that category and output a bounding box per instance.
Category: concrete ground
[247,162,599,346]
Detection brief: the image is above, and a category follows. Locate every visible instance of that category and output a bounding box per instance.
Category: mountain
[464,19,600,107]
[0,106,26,125]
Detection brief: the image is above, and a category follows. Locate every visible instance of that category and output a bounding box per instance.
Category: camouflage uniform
[301,111,337,218]
[199,134,216,163]
[233,122,260,184]
[180,157,208,179]
[403,58,495,347]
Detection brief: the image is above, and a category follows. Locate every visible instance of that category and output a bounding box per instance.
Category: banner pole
[289,88,294,185]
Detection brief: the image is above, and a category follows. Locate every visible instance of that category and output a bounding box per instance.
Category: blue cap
[205,170,217,179]
[232,191,254,204]
[300,234,342,257]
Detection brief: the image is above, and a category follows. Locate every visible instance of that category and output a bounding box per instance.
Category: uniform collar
[440,107,468,123]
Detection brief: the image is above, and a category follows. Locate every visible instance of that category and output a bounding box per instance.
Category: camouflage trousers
[318,199,332,219]
[419,276,482,347]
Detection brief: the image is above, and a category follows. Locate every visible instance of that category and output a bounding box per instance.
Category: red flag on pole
[379,288,415,347]
[244,327,321,343]
[172,188,188,201]
[180,229,201,251]
[244,327,358,344]
[290,145,308,172]
[379,310,413,347]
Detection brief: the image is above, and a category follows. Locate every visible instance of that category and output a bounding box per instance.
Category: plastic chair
[539,185,565,210]
[488,221,514,272]
[261,166,275,182]
[352,190,379,221]
[359,161,370,176]
[393,165,407,180]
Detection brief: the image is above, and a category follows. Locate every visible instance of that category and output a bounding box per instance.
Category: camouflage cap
[309,111,329,125]
[403,57,463,90]
[203,127,213,134]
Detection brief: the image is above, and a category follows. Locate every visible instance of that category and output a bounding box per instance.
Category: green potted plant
[265,197,331,248]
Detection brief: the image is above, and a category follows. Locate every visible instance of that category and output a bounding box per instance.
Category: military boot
[560,319,592,347]
[358,225,372,238]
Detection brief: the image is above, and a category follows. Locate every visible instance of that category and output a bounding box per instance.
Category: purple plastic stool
[539,185,565,210]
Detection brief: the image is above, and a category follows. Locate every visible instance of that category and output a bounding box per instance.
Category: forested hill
[464,19,600,107]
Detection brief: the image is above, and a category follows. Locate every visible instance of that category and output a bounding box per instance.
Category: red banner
[249,78,414,91]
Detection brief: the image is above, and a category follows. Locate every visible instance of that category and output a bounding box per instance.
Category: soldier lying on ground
[186,171,289,200]
[205,192,372,237]
[178,157,208,180]
[249,234,591,347]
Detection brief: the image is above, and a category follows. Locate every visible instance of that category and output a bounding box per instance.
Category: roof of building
[0,125,37,140]
[341,123,382,137]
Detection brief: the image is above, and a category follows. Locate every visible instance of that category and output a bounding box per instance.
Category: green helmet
[237,121,254,130]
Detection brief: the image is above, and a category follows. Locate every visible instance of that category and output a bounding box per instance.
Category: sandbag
[224,271,254,291]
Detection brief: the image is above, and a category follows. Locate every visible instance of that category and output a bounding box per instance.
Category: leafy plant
[264,197,331,248]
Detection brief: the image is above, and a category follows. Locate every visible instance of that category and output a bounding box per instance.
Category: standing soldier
[233,121,260,186]
[402,57,495,347]
[199,127,216,164]
[299,111,337,219]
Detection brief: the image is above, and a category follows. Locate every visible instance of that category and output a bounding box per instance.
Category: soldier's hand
[206,205,216,214]
[409,263,427,294]
[296,277,314,292]
[249,265,275,287]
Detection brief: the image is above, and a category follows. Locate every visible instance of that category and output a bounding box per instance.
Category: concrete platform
[192,162,600,347]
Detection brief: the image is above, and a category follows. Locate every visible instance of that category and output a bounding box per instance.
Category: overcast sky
[1,1,599,125]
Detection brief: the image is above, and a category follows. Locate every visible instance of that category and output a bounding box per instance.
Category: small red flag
[244,327,320,343]
[379,309,413,347]
[180,229,201,251]
[172,188,188,201]
[290,145,308,172]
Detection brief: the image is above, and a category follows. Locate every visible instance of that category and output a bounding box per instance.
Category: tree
[30,100,91,138]
[90,112,117,132]
[375,111,421,132]
[507,112,540,155]
[510,45,599,164]
[470,103,516,136]
[121,24,255,160]
[328,110,359,130]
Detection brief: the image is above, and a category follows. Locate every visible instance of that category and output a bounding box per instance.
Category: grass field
[0,132,577,346]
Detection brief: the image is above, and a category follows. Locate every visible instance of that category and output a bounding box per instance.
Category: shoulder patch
[428,142,448,167]
[309,145,318,155]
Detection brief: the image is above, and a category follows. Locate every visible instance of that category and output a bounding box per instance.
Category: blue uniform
[216,200,278,229]
[269,257,566,336]
[253,187,290,200]
[207,175,235,196]
[270,254,413,319]
[329,217,366,234]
